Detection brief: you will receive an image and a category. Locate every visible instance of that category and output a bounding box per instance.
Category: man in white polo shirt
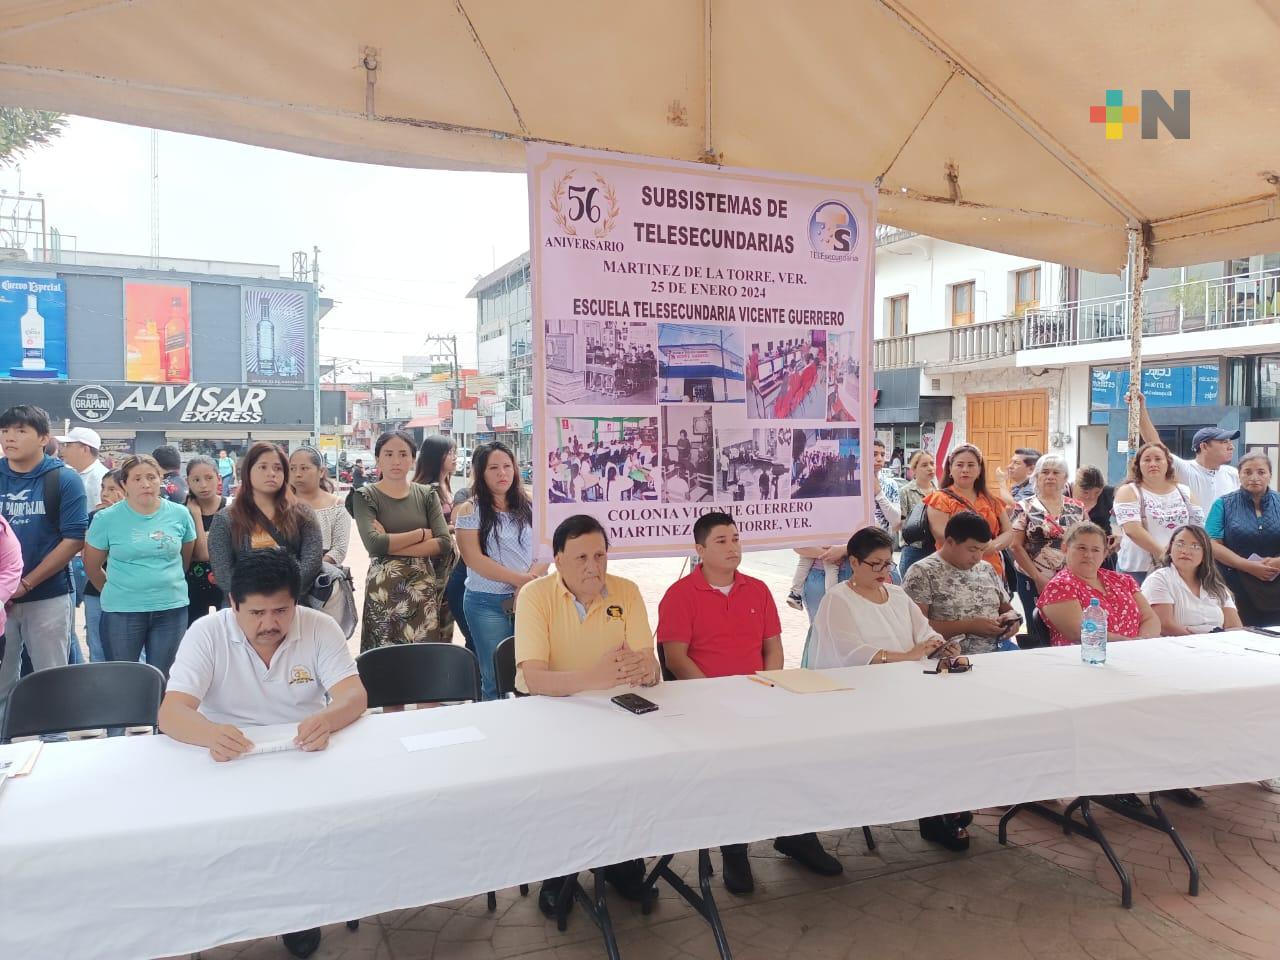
[1133,389,1240,509]
[159,549,367,959]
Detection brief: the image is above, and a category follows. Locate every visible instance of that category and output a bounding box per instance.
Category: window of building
[950,281,975,326]
[885,294,908,337]
[1013,267,1040,316]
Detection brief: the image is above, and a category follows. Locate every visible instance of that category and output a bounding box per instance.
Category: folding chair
[2,662,164,742]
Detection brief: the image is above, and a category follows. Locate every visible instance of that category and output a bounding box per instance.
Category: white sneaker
[785,591,804,611]
[1259,777,1280,794]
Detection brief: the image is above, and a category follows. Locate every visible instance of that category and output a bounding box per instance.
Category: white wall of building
[873,236,1065,336]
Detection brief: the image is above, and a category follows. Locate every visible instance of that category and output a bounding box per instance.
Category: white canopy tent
[5,0,1280,435]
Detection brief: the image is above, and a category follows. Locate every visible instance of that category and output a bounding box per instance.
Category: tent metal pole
[1125,226,1149,455]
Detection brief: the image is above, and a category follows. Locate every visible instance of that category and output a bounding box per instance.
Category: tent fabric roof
[4,0,1279,272]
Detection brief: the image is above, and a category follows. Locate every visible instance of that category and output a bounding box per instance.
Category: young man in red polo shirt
[657,511,844,895]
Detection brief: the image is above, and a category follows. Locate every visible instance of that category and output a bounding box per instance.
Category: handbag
[902,501,931,546]
[309,561,359,638]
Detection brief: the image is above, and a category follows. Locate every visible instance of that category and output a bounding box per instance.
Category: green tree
[0,108,66,166]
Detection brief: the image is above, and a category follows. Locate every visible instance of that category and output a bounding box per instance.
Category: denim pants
[898,543,932,581]
[464,589,514,701]
[446,562,473,651]
[84,595,106,663]
[102,607,188,679]
[0,593,73,730]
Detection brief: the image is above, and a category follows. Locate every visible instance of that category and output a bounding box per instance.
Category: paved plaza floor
[156,541,1280,959]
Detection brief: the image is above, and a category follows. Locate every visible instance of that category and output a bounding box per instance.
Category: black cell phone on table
[611,693,659,715]
[1249,626,1280,639]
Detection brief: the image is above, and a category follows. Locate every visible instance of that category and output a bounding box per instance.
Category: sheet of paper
[246,738,298,757]
[0,740,42,777]
[755,669,854,694]
[401,726,486,753]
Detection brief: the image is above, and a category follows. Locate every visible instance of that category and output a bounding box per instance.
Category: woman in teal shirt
[84,453,197,678]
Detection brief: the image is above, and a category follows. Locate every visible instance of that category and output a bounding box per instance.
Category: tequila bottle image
[161,295,190,382]
[257,296,275,376]
[19,294,45,370]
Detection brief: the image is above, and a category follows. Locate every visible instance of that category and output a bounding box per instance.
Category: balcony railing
[875,316,1023,370]
[1021,265,1280,350]
[875,224,917,247]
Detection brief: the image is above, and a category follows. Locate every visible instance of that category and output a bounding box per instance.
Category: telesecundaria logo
[807,201,859,262]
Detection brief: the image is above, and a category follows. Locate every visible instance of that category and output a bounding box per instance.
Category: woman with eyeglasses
[807,526,957,669]
[1141,525,1241,635]
[1038,522,1160,647]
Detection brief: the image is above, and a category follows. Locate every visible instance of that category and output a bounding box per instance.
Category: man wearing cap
[57,426,108,508]
[1132,390,1239,509]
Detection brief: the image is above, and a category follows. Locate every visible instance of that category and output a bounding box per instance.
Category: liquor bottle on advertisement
[162,295,190,382]
[127,310,163,382]
[19,294,45,370]
[257,296,276,376]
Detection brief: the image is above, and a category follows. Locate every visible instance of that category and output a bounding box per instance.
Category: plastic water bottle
[1081,598,1107,665]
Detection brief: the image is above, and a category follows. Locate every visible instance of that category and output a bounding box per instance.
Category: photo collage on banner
[529,144,875,556]
[124,281,191,383]
[0,275,68,379]
[242,286,308,384]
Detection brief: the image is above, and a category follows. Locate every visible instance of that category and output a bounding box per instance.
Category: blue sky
[1,117,532,374]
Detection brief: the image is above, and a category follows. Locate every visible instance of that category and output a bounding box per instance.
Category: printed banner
[0,275,68,379]
[125,281,190,383]
[528,144,875,556]
[242,287,307,384]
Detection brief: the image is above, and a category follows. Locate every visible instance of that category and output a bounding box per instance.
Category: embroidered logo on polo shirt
[606,604,624,621]
[288,666,315,686]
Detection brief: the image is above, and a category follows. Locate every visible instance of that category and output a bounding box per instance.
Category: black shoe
[720,844,754,895]
[538,876,575,919]
[281,928,321,959]
[603,859,654,903]
[918,816,970,853]
[1160,787,1206,808]
[773,833,844,877]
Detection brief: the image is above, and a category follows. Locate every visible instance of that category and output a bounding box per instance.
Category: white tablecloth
[5,631,1280,959]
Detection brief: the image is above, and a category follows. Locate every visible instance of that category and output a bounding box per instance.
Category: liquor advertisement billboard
[124,281,191,383]
[0,275,68,379]
[242,286,307,384]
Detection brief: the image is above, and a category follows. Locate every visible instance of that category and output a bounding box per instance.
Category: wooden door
[965,390,1048,475]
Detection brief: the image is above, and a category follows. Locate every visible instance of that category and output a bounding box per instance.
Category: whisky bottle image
[162,295,189,382]
[257,296,276,376]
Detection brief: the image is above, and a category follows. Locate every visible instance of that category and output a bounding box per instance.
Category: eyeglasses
[857,558,895,572]
[924,657,973,675]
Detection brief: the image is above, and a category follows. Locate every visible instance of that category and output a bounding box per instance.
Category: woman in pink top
[0,513,25,638]
[1039,522,1160,646]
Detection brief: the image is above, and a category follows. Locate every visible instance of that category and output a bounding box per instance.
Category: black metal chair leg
[555,873,577,932]
[519,883,529,897]
[1077,798,1133,908]
[697,849,734,960]
[593,868,623,960]
[862,825,877,851]
[1147,793,1200,896]
[486,890,497,912]
[998,803,1025,844]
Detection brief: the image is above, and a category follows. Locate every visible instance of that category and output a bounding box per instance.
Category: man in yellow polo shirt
[515,513,659,919]
[516,514,658,695]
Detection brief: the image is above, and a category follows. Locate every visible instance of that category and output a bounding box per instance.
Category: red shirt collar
[692,565,744,593]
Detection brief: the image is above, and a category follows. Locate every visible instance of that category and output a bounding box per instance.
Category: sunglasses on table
[924,657,973,675]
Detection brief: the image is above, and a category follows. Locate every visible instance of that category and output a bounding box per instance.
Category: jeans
[0,594,73,730]
[102,607,188,679]
[446,562,473,651]
[898,543,932,580]
[1120,570,1148,586]
[802,560,852,624]
[84,595,106,663]
[464,589,514,701]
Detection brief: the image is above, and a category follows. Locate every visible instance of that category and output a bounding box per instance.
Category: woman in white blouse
[1141,525,1242,635]
[1114,441,1203,584]
[809,526,957,668]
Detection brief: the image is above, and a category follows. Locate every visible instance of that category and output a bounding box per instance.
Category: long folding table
[5,630,1280,960]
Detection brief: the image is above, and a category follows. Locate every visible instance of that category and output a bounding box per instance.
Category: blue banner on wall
[1091,364,1218,422]
[0,276,68,380]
